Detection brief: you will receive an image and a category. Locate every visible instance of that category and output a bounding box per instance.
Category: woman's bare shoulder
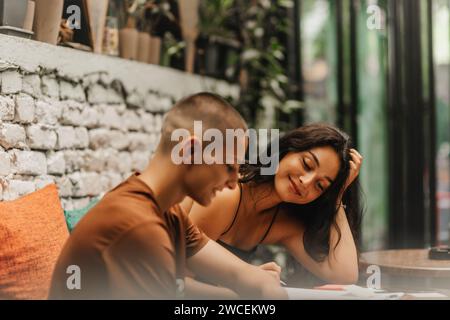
[188,186,242,240]
[271,206,306,243]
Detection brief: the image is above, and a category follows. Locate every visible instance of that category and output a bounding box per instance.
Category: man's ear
[181,136,202,164]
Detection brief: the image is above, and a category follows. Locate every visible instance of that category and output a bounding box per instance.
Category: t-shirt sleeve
[103,221,177,299]
[184,213,210,258]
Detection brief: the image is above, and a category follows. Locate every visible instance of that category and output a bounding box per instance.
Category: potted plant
[33,0,64,45]
[160,31,183,69]
[137,30,151,63]
[197,0,241,80]
[145,0,174,65]
[135,1,152,63]
[0,0,33,38]
[233,0,303,129]
[23,0,35,32]
[85,0,109,54]
[115,0,144,60]
[148,34,162,64]
[102,2,120,56]
[178,0,199,73]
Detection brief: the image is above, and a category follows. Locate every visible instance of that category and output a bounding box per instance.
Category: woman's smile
[288,175,303,197]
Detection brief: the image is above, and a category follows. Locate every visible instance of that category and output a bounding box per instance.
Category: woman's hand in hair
[345,148,363,190]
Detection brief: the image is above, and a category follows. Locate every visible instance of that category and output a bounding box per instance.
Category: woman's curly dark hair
[239,123,364,262]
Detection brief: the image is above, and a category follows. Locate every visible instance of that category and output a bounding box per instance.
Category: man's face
[184,135,247,206]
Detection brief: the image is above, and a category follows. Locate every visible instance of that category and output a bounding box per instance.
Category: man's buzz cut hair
[158,92,248,153]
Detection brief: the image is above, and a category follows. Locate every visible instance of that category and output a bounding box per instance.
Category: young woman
[184,123,363,285]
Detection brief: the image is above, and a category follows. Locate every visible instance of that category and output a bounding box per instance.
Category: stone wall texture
[0,35,239,210]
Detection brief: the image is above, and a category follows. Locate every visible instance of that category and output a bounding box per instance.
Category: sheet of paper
[285,288,349,300]
[408,292,448,298]
[285,286,404,300]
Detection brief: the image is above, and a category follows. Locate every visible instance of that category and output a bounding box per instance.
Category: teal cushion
[64,198,99,232]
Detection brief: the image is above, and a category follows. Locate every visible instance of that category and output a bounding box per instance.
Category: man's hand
[258,262,281,283]
[188,240,288,299]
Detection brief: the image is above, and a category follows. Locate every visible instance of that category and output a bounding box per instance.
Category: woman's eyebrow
[309,151,334,184]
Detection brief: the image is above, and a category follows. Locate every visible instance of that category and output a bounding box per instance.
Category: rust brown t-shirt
[49,173,209,300]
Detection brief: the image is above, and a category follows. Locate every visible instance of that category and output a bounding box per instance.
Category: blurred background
[1,0,449,288]
[104,0,450,254]
[104,0,450,285]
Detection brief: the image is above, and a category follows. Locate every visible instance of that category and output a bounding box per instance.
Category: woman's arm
[281,206,359,284]
[282,148,362,284]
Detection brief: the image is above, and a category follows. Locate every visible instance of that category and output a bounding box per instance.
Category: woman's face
[274,146,341,204]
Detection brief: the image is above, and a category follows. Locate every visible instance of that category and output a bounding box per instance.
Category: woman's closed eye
[317,182,324,192]
[302,158,312,171]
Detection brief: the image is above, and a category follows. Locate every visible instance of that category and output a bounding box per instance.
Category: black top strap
[257,205,280,245]
[217,239,256,263]
[220,182,243,237]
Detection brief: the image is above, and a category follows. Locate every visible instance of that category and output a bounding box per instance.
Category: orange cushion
[0,184,69,300]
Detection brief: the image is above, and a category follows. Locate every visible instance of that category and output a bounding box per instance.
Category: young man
[49,92,287,300]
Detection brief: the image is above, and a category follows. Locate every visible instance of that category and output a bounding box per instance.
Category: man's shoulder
[90,189,163,230]
[100,175,160,214]
[71,181,164,243]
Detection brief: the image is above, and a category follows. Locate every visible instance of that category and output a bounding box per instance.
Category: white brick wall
[0,95,15,120]
[26,125,57,150]
[0,123,26,149]
[15,94,35,123]
[2,179,35,201]
[56,126,78,149]
[22,74,42,98]
[0,149,10,175]
[47,151,66,175]
[1,70,23,94]
[41,76,59,98]
[35,99,62,125]
[0,34,238,209]
[59,81,86,102]
[9,149,47,175]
